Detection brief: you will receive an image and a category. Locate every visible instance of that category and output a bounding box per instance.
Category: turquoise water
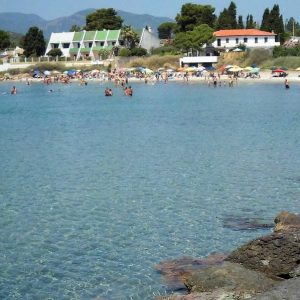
[0,81,300,299]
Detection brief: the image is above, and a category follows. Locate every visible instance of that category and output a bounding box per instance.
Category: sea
[0,80,300,299]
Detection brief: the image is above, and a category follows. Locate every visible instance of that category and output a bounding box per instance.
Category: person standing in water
[285,78,290,89]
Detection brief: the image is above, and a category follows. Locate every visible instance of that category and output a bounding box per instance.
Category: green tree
[261,8,270,31]
[22,26,46,57]
[69,24,82,32]
[98,48,111,60]
[227,1,238,29]
[157,22,177,39]
[237,15,244,29]
[130,47,148,56]
[121,25,139,49]
[216,9,231,30]
[0,30,10,50]
[216,2,238,30]
[261,5,285,43]
[85,8,123,30]
[246,15,256,29]
[285,17,300,34]
[174,24,214,52]
[175,3,216,32]
[47,48,63,57]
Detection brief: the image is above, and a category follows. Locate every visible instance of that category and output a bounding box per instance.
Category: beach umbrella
[166,68,175,72]
[196,66,206,71]
[296,67,300,71]
[270,66,277,71]
[185,66,196,72]
[225,65,233,69]
[251,64,257,68]
[67,69,76,76]
[244,66,253,71]
[273,68,285,73]
[205,66,216,71]
[228,66,243,72]
[280,67,288,71]
[143,68,154,74]
[233,48,243,52]
[250,67,260,74]
[44,70,51,76]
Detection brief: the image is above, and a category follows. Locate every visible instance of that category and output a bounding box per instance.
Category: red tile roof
[214,29,276,37]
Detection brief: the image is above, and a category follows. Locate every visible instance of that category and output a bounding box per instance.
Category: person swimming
[11,86,17,95]
[105,88,113,96]
[285,79,290,89]
[124,86,133,96]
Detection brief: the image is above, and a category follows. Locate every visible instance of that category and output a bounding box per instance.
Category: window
[217,39,221,46]
[244,38,248,43]
[255,37,258,43]
[62,43,70,49]
[226,38,229,43]
[112,42,116,46]
[89,42,93,48]
[100,42,104,46]
[236,38,239,44]
[264,37,268,43]
[77,43,80,48]
[53,43,59,49]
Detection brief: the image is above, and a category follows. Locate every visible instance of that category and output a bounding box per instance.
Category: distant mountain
[0,9,173,39]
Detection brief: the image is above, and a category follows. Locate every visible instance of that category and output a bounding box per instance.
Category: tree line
[157,2,287,48]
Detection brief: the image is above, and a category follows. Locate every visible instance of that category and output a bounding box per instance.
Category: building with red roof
[213,29,280,49]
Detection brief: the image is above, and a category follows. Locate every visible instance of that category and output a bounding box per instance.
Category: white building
[45,30,121,61]
[213,29,280,49]
[45,28,161,60]
[139,27,160,52]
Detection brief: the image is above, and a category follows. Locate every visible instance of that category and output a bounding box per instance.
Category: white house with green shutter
[45,29,122,61]
[45,27,161,60]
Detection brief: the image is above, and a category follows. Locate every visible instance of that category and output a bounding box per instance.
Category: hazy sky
[0,0,297,21]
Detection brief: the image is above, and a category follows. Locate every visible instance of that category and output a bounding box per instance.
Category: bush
[47,48,63,57]
[273,45,300,58]
[119,48,131,57]
[130,47,148,57]
[244,48,272,66]
[151,45,179,56]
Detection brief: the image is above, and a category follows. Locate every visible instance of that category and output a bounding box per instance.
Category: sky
[0,0,298,21]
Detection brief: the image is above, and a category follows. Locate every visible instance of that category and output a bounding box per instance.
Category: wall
[139,29,161,52]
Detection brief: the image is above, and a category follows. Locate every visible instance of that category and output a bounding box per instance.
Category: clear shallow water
[0,81,300,299]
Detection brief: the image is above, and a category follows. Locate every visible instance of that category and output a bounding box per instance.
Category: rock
[222,216,273,231]
[289,265,300,278]
[252,277,300,300]
[185,262,277,296]
[226,226,300,279]
[155,253,227,291]
[156,290,243,300]
[274,211,300,232]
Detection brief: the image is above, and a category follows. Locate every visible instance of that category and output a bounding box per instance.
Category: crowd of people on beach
[4,67,293,96]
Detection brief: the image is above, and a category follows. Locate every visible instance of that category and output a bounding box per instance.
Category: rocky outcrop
[274,211,300,232]
[185,262,277,295]
[156,212,300,300]
[155,253,227,291]
[226,212,300,279]
[252,277,300,300]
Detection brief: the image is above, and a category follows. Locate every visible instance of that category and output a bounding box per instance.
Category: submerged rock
[226,212,300,279]
[155,253,227,291]
[185,262,277,295]
[222,216,273,231]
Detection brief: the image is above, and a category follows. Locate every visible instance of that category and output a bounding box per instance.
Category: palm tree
[121,25,139,49]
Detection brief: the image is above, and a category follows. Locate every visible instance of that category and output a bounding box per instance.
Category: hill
[0,9,173,39]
